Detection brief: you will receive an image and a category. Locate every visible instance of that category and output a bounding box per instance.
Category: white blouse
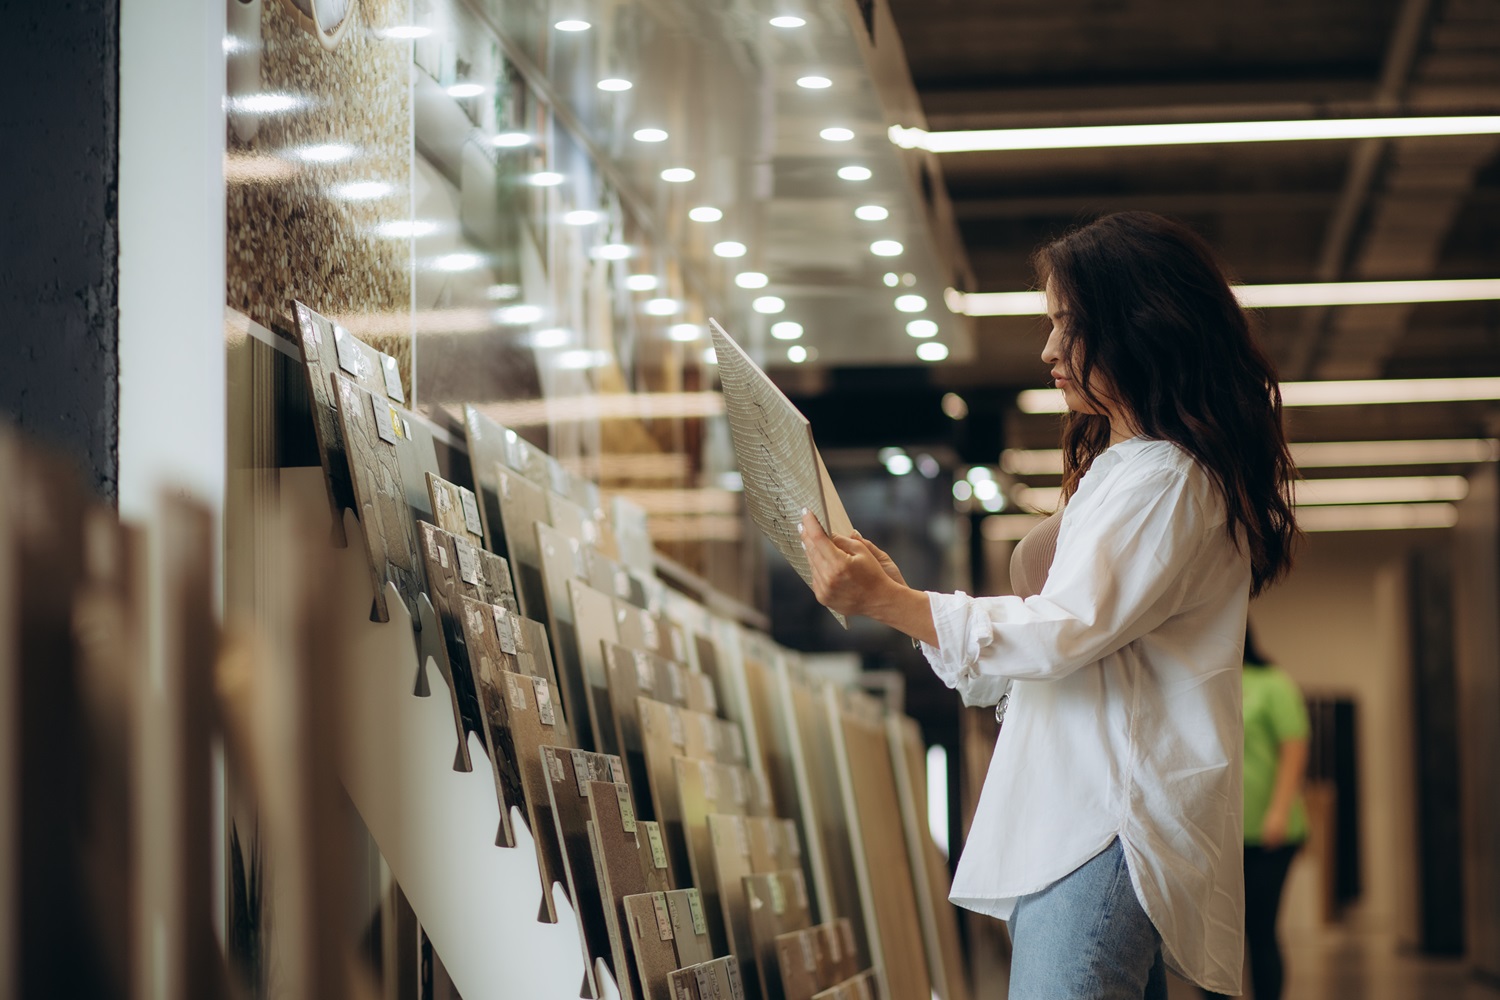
[921,437,1248,994]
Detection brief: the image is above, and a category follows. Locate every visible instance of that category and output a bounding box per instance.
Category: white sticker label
[334,324,362,375]
[700,761,717,802]
[532,677,556,726]
[642,615,660,653]
[616,783,637,833]
[372,394,397,444]
[687,890,707,936]
[667,664,684,703]
[547,749,564,783]
[783,819,802,859]
[768,875,786,915]
[653,894,674,941]
[671,627,687,663]
[645,823,669,869]
[800,934,817,973]
[694,966,716,1000]
[729,767,746,806]
[668,708,686,748]
[507,673,528,711]
[437,540,450,569]
[460,487,483,535]
[571,750,594,797]
[493,607,517,655]
[382,353,405,402]
[634,649,654,691]
[455,538,480,585]
[700,714,717,754]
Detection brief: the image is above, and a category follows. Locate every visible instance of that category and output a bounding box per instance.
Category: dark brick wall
[0,0,120,500]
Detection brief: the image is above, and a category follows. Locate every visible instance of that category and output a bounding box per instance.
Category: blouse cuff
[921,590,992,686]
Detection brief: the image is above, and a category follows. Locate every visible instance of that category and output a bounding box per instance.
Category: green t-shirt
[1242,664,1309,845]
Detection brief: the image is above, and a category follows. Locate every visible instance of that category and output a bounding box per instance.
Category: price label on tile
[768,875,787,915]
[372,393,397,444]
[532,677,556,726]
[700,760,717,802]
[459,487,483,536]
[506,674,528,711]
[382,353,405,402]
[695,966,717,1000]
[608,757,626,783]
[634,649,654,691]
[645,823,669,869]
[800,934,817,973]
[571,751,594,796]
[492,608,517,654]
[687,890,707,936]
[546,749,564,784]
[455,538,480,585]
[700,714,717,754]
[668,708,686,748]
[667,663,684,703]
[642,615,659,652]
[652,893,674,941]
[729,767,746,806]
[334,324,362,375]
[615,783,637,833]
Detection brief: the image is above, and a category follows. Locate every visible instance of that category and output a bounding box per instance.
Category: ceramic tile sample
[426,472,485,548]
[332,372,423,623]
[587,778,665,1000]
[624,891,680,1000]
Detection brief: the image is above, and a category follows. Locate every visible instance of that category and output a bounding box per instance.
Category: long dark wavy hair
[1033,211,1299,596]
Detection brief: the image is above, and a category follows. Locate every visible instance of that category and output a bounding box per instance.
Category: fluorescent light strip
[1001,439,1500,474]
[958,279,1500,316]
[890,115,1500,154]
[1017,377,1500,413]
[980,502,1458,539]
[1294,476,1468,505]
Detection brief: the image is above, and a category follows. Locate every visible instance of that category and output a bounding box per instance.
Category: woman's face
[1041,282,1109,417]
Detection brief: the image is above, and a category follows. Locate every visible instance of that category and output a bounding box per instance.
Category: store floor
[973,926,1500,999]
[1166,927,1500,1000]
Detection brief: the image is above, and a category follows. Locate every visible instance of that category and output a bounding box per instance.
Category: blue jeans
[1007,838,1168,1000]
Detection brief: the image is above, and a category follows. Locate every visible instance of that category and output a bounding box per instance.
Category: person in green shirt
[1205,626,1309,1000]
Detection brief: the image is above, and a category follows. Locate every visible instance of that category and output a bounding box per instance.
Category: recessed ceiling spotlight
[797,75,832,89]
[838,165,872,180]
[941,392,968,420]
[590,243,632,260]
[294,143,356,163]
[529,171,565,186]
[871,240,904,257]
[554,19,591,31]
[735,272,769,289]
[491,131,531,147]
[854,205,889,221]
[883,272,900,287]
[562,209,599,225]
[432,252,485,272]
[495,303,544,324]
[624,274,659,292]
[530,328,572,348]
[332,180,394,201]
[668,323,702,342]
[447,82,485,98]
[597,78,633,91]
[895,294,927,312]
[689,206,723,222]
[660,167,696,182]
[769,15,806,27]
[787,345,809,363]
[644,298,681,316]
[713,241,748,258]
[771,321,803,340]
[906,319,938,338]
[886,454,914,476]
[633,128,669,142]
[820,127,855,141]
[752,296,786,314]
[917,342,950,362]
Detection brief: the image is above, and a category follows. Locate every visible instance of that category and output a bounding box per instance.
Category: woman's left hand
[799,510,901,618]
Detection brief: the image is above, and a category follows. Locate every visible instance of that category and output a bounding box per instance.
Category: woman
[1204,627,1309,1000]
[799,211,1298,999]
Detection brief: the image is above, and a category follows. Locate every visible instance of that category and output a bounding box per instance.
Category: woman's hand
[799,512,938,645]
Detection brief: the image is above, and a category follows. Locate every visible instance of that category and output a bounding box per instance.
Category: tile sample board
[496,467,552,621]
[834,695,931,1000]
[332,372,423,623]
[487,672,573,924]
[426,473,486,548]
[541,747,630,999]
[294,300,392,545]
[587,778,669,1000]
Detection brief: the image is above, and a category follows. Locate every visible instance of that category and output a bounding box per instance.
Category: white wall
[1250,529,1434,935]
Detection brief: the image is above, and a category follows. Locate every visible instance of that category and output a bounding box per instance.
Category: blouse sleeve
[920,465,1217,689]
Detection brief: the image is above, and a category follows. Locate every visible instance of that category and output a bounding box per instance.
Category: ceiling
[787,0,1500,460]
